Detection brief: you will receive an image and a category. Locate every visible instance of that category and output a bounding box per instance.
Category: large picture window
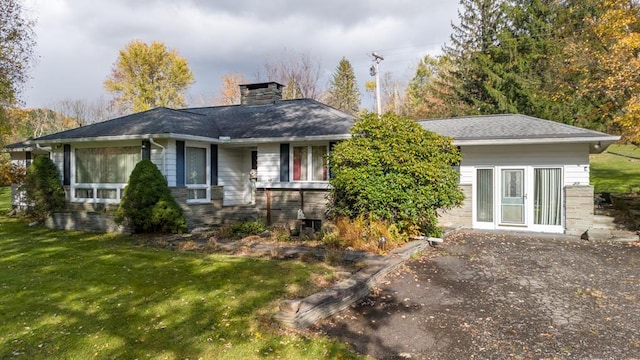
[293,145,327,181]
[74,146,141,202]
[76,147,140,184]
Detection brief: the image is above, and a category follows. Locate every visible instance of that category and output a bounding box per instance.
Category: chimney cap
[239,81,285,90]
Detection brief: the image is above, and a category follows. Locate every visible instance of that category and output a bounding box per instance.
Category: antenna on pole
[370,52,384,116]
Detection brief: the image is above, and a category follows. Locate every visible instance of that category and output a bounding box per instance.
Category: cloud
[21,0,459,110]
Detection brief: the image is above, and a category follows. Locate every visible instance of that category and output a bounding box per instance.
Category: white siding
[149,139,170,180]
[460,143,590,185]
[257,143,280,183]
[164,140,177,187]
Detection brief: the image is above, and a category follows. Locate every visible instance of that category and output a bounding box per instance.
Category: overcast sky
[21,0,460,111]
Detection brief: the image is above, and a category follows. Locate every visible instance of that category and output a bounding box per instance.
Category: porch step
[593,214,615,228]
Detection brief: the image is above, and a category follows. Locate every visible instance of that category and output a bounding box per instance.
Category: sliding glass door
[534,168,562,225]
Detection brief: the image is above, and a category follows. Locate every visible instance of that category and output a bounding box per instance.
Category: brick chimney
[239,82,284,106]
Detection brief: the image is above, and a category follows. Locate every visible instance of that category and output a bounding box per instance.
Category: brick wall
[437,184,472,229]
[565,185,594,235]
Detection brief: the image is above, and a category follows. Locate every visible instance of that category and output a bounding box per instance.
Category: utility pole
[369,52,384,116]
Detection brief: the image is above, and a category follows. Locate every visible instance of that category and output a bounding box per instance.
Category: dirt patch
[313,231,640,359]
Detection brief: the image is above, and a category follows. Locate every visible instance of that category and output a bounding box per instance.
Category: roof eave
[453,135,620,147]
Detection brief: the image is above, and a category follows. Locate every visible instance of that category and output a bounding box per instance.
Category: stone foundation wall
[565,185,594,235]
[437,184,472,229]
[255,189,329,228]
[46,212,131,234]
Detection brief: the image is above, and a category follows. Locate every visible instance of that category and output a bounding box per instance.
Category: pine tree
[326,57,361,115]
[441,0,563,118]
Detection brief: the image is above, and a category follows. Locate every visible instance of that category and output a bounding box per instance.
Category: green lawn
[591,144,640,194]
[0,187,363,359]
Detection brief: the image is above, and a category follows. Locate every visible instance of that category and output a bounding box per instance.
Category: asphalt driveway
[314,231,640,359]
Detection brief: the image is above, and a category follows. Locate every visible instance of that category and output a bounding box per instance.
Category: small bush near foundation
[232,220,267,236]
[321,215,408,253]
[216,220,268,239]
[115,160,187,234]
[22,156,65,221]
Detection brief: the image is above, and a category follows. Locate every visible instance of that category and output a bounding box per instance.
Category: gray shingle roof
[35,107,218,141]
[417,114,614,141]
[31,99,355,142]
[184,99,355,139]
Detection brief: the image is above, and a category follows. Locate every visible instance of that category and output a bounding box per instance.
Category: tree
[116,160,187,234]
[440,0,564,118]
[328,112,464,235]
[326,57,360,115]
[404,55,460,119]
[53,97,120,126]
[258,49,323,100]
[104,40,195,113]
[380,72,404,115]
[22,156,65,221]
[0,0,35,146]
[559,0,640,143]
[213,72,246,105]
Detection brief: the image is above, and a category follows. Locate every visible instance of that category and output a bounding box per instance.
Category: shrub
[328,112,464,235]
[321,215,407,253]
[22,156,65,221]
[232,220,267,236]
[116,160,187,233]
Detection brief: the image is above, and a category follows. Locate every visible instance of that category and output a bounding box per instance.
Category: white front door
[500,168,526,225]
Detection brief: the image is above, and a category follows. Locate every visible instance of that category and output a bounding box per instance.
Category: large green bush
[116,160,187,233]
[22,156,65,221]
[328,112,464,235]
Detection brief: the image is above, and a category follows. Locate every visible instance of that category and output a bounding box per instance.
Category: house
[419,115,619,235]
[5,82,619,235]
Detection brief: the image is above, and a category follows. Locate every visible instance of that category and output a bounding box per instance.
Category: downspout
[35,143,52,152]
[149,138,166,176]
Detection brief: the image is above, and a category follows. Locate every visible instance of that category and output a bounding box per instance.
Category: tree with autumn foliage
[559,0,640,143]
[213,72,246,105]
[104,40,194,113]
[1,0,35,146]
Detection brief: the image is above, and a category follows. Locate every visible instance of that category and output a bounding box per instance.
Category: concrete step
[587,228,639,242]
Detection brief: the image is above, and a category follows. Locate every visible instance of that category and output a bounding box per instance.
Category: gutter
[149,138,166,175]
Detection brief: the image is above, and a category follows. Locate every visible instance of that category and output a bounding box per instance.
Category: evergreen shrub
[116,160,187,233]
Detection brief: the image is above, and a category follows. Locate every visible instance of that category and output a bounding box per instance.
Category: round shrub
[22,156,65,221]
[116,160,187,233]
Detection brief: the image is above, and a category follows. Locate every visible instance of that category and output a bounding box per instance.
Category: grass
[0,187,363,359]
[591,144,640,194]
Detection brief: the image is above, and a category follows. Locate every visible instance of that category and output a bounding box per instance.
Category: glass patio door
[501,169,525,224]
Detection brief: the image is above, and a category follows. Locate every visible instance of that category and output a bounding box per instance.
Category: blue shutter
[63,144,71,186]
[176,141,185,186]
[280,143,290,182]
[142,140,151,161]
[25,151,32,167]
[211,144,218,186]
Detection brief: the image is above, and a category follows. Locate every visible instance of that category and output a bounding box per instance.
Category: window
[293,145,327,181]
[476,168,493,222]
[534,168,562,225]
[185,146,208,200]
[74,147,141,202]
[76,147,141,184]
